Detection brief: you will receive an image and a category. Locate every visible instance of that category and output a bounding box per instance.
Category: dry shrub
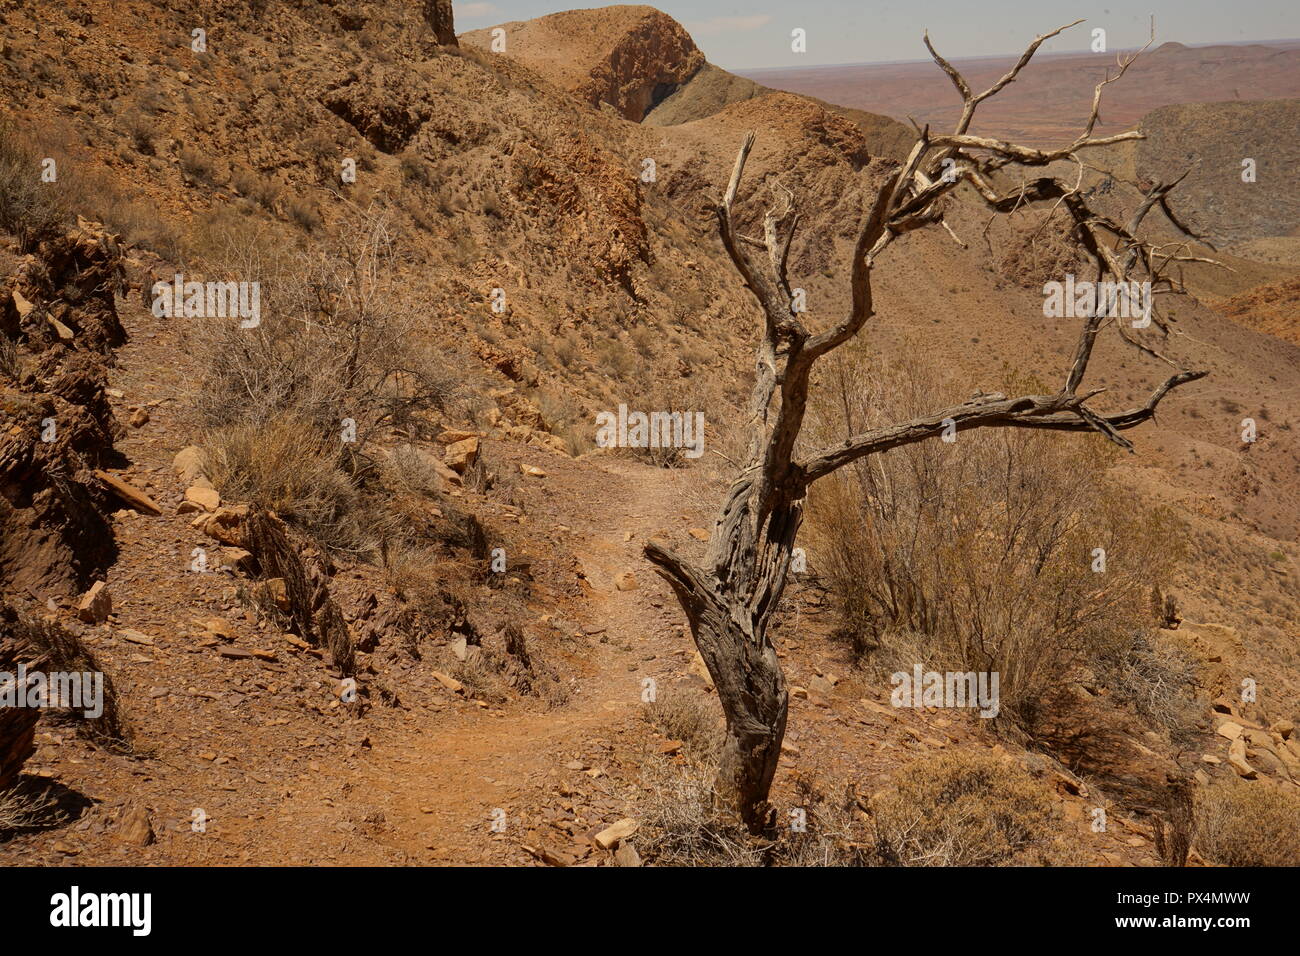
[187,205,467,550]
[779,772,875,866]
[445,648,497,701]
[189,204,464,440]
[614,378,708,469]
[871,750,1060,866]
[0,119,179,256]
[552,331,582,369]
[0,120,68,249]
[533,387,592,457]
[804,347,1189,730]
[382,444,444,498]
[382,540,444,604]
[230,167,280,211]
[1195,780,1300,866]
[286,195,322,233]
[206,417,366,553]
[0,783,66,836]
[178,146,216,183]
[645,685,724,759]
[635,759,871,866]
[431,617,558,705]
[122,110,157,155]
[634,757,763,866]
[1095,630,1201,732]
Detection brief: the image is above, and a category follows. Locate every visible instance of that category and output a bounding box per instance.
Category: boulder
[1228,737,1258,779]
[443,437,479,474]
[200,505,249,547]
[173,445,209,483]
[809,675,835,697]
[594,818,638,850]
[76,581,112,624]
[114,803,154,847]
[185,485,221,512]
[1216,720,1244,741]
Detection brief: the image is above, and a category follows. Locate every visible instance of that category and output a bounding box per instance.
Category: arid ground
[0,2,1297,868]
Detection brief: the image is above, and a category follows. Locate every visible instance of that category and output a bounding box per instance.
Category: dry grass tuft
[870,750,1061,866]
[644,685,724,760]
[206,417,367,552]
[1195,779,1300,866]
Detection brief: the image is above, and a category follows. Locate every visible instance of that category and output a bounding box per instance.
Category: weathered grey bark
[422,0,457,46]
[646,20,1211,832]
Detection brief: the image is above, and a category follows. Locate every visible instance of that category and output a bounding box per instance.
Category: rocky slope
[0,1,1297,867]
[1135,98,1300,249]
[462,5,705,121]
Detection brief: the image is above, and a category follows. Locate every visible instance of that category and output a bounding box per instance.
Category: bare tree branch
[801,370,1207,481]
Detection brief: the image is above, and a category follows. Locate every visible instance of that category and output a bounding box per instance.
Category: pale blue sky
[454,0,1300,69]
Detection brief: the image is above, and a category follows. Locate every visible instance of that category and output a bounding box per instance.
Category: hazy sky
[453,0,1300,69]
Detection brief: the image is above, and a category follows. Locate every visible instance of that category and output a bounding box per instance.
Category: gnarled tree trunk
[648,479,804,830]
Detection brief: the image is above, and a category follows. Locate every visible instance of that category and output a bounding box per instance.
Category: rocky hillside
[0,1,1297,868]
[462,4,914,160]
[1135,99,1300,249]
[462,5,705,121]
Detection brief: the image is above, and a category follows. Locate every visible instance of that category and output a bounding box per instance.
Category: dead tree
[645,20,1210,831]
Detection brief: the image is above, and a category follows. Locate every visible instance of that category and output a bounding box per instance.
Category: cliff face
[579,7,705,120]
[463,6,704,121]
[421,0,457,46]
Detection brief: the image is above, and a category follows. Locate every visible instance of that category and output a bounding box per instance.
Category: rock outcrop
[463,6,705,121]
[0,218,128,596]
[422,0,457,46]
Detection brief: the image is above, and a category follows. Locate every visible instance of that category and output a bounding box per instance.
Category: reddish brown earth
[0,2,1297,867]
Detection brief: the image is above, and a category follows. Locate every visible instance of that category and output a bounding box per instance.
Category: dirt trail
[0,272,718,866]
[5,284,1174,869]
[234,458,703,864]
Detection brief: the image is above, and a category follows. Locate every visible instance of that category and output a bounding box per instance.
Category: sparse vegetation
[207,417,367,552]
[122,111,157,155]
[178,146,216,183]
[1195,779,1300,866]
[286,195,323,233]
[645,686,723,759]
[805,350,1192,730]
[871,750,1061,866]
[0,121,67,248]
[189,205,466,551]
[0,783,66,836]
